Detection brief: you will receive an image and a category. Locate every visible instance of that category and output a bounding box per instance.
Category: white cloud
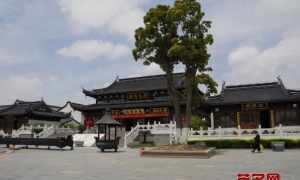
[129,63,163,77]
[206,0,300,44]
[57,40,130,62]
[128,62,185,78]
[59,0,145,39]
[227,32,300,88]
[0,76,43,104]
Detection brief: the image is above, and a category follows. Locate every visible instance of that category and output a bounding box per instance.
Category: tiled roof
[0,105,10,111]
[95,112,121,125]
[0,100,69,119]
[207,81,300,105]
[83,73,185,97]
[70,98,176,112]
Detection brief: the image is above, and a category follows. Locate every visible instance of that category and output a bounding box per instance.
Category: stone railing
[124,125,140,148]
[137,121,176,134]
[11,125,34,137]
[0,130,6,137]
[189,124,300,138]
[0,125,76,138]
[124,121,177,148]
[37,126,55,138]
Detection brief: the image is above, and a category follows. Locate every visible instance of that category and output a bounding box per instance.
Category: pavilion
[0,100,70,133]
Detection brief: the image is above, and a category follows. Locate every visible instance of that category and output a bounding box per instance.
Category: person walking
[252,133,261,153]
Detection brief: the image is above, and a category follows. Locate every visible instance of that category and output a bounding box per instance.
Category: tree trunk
[185,66,196,128]
[165,68,181,129]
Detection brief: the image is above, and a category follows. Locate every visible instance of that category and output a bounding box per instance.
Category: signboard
[113,112,169,120]
[241,103,268,111]
[112,107,169,120]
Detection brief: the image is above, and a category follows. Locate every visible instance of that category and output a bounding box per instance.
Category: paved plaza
[0,147,299,180]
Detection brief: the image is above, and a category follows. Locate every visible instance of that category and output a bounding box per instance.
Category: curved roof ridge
[83,72,185,97]
[225,81,279,90]
[119,72,184,82]
[15,99,44,104]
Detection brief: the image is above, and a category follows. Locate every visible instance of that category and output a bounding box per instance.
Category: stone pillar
[210,112,214,129]
[270,110,275,128]
[237,112,240,128]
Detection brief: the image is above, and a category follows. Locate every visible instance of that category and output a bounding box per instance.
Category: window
[216,112,235,128]
[240,112,259,128]
[276,109,297,126]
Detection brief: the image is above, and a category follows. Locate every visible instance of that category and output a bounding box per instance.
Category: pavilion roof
[0,100,70,119]
[95,112,121,125]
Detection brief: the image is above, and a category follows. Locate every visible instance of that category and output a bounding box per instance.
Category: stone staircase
[124,121,177,148]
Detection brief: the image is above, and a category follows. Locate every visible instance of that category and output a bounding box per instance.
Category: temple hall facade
[71,73,187,130]
[205,78,300,129]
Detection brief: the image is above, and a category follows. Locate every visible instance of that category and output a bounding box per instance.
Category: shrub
[32,128,43,134]
[77,124,86,133]
[128,142,155,148]
[188,138,300,149]
[189,116,208,130]
[63,123,79,129]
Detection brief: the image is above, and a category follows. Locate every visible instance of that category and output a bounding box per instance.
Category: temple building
[0,100,70,133]
[71,73,186,130]
[58,101,83,127]
[206,78,300,129]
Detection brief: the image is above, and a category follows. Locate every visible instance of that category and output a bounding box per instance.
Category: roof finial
[115,75,119,82]
[277,76,283,84]
[221,81,226,91]
[277,75,285,89]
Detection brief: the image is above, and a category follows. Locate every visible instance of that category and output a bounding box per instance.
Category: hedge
[188,139,300,149]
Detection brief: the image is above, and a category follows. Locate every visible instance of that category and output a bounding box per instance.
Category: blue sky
[0,0,300,105]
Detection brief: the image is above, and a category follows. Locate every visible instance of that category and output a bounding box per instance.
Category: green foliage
[132,4,179,72]
[128,142,155,149]
[133,0,218,128]
[133,3,183,128]
[189,116,208,130]
[77,124,86,133]
[32,128,43,134]
[168,0,214,67]
[196,73,218,96]
[188,139,300,149]
[168,1,218,121]
[63,123,80,129]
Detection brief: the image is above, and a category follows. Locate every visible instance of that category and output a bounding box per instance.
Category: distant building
[71,73,187,130]
[71,73,300,131]
[206,78,300,129]
[0,100,70,133]
[58,101,83,127]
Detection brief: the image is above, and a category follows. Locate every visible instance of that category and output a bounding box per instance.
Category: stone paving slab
[0,147,299,180]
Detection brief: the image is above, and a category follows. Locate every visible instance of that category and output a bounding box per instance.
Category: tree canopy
[133,0,218,132]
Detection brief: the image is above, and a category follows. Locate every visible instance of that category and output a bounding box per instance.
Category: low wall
[137,133,170,146]
[188,136,300,149]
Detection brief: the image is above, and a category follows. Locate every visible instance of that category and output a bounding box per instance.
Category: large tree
[132,5,182,129]
[133,0,217,139]
[168,0,217,128]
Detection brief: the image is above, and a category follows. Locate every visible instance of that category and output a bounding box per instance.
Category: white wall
[28,120,60,127]
[59,102,83,123]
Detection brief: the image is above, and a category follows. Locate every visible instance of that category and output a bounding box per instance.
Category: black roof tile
[0,100,69,119]
[70,98,176,111]
[207,81,300,105]
[95,112,121,125]
[83,73,185,97]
